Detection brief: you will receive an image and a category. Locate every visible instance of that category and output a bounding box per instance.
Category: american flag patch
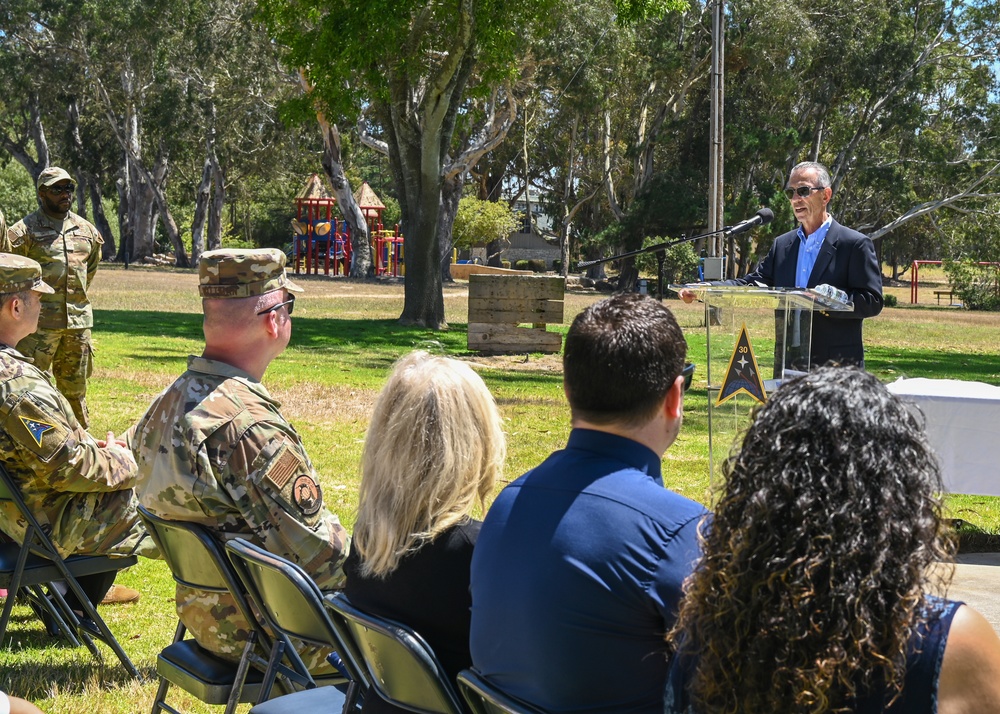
[265,445,300,490]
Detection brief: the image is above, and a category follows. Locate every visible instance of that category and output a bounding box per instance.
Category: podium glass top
[670,284,854,312]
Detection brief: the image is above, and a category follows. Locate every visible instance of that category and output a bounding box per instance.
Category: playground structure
[355,181,404,277]
[291,175,404,277]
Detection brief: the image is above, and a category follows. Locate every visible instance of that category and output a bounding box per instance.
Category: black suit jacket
[726,219,883,365]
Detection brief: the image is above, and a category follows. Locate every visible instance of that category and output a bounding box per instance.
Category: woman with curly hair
[343,351,505,714]
[665,366,1000,713]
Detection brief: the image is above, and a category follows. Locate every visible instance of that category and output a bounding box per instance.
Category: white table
[887,378,1000,496]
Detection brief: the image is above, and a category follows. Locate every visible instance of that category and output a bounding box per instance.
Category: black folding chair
[325,592,466,714]
[137,505,295,714]
[224,538,355,713]
[0,462,139,677]
[457,670,546,714]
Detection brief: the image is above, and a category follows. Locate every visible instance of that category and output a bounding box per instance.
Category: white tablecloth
[887,378,1000,496]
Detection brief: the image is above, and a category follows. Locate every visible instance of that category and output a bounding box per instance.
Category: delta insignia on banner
[716,323,767,406]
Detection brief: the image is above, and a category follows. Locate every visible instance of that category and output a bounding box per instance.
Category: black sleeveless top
[665,596,962,714]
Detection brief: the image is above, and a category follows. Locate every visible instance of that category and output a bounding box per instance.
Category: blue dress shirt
[795,215,833,287]
[470,429,707,714]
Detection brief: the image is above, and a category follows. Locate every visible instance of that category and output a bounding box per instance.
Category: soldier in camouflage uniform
[132,248,350,672]
[6,167,103,429]
[0,253,155,611]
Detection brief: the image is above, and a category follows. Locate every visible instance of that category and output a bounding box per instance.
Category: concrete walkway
[940,552,1000,634]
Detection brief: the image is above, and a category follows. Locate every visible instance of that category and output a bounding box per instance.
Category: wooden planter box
[467,274,565,354]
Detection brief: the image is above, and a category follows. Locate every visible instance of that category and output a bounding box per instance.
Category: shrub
[634,240,700,284]
[501,260,511,269]
[883,293,898,308]
[943,259,1000,311]
[553,260,562,273]
[514,260,530,271]
[527,259,547,272]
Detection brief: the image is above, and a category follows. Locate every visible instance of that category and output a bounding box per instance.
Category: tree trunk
[318,119,372,278]
[438,173,463,283]
[74,172,87,218]
[115,172,131,263]
[0,92,49,185]
[148,149,189,268]
[190,154,213,264]
[299,70,373,278]
[208,153,224,251]
[88,178,116,260]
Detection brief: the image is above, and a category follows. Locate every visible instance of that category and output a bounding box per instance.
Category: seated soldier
[132,248,350,671]
[0,254,152,620]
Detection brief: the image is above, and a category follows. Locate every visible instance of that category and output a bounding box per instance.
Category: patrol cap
[37,166,73,189]
[0,253,55,294]
[198,248,303,299]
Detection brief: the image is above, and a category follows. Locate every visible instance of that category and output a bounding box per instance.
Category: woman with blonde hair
[665,366,1000,714]
[344,350,505,712]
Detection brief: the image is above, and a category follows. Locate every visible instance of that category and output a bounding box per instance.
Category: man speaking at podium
[682,161,883,366]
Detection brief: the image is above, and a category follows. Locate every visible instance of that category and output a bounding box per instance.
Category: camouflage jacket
[132,356,349,658]
[6,210,102,330]
[0,345,148,558]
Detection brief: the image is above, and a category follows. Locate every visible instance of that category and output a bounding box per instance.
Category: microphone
[725,208,774,236]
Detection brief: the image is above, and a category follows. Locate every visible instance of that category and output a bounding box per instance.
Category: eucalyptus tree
[263,0,682,328]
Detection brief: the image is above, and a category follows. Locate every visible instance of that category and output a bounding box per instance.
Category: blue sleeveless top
[665,596,962,714]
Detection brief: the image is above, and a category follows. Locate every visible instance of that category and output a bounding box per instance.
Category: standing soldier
[7,167,103,428]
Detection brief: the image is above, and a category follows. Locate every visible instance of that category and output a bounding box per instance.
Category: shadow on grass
[0,618,155,698]
[95,310,471,355]
[867,347,1000,383]
[953,520,1000,553]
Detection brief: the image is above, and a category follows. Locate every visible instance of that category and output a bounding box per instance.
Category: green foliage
[883,293,898,308]
[514,259,529,270]
[944,259,1000,311]
[613,0,688,24]
[635,240,700,284]
[0,162,36,220]
[527,259,548,272]
[452,196,518,249]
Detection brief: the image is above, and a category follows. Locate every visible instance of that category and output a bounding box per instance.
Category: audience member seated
[344,351,506,714]
[665,366,1000,713]
[471,293,708,714]
[0,253,152,622]
[132,249,349,671]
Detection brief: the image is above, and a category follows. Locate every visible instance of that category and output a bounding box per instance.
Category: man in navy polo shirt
[470,293,708,713]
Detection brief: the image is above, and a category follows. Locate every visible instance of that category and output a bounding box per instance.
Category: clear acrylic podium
[681,285,854,485]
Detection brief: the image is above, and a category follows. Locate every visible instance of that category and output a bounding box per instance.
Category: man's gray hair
[791,161,831,189]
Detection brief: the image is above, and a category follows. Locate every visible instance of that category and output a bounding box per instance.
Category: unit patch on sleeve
[292,475,322,516]
[3,391,69,463]
[20,416,56,446]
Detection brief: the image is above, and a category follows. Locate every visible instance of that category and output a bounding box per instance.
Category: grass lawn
[3,264,1000,712]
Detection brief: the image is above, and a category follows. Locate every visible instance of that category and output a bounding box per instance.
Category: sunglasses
[257,294,295,316]
[783,186,824,200]
[682,362,695,392]
[46,184,76,195]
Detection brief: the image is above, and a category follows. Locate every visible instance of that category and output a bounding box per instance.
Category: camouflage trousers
[176,585,336,675]
[17,328,92,428]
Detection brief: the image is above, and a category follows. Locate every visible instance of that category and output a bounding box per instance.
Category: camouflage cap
[0,253,56,294]
[198,248,303,299]
[37,166,73,188]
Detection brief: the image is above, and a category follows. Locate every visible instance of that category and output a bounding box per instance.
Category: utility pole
[707,0,725,275]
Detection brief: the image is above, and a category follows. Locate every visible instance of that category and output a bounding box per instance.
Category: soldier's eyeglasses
[682,362,695,392]
[257,294,295,316]
[46,184,76,195]
[783,186,824,199]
